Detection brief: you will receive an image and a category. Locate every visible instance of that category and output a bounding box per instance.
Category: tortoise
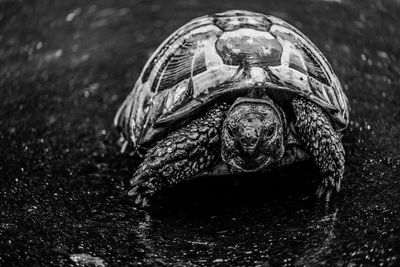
[114,10,349,206]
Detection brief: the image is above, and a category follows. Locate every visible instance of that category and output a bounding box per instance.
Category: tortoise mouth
[240,144,258,155]
[228,155,272,172]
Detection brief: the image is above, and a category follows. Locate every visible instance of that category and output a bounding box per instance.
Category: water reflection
[126,172,343,265]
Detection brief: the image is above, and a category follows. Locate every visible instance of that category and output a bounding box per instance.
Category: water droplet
[377,51,389,59]
[361,54,367,61]
[66,8,81,22]
[36,41,43,50]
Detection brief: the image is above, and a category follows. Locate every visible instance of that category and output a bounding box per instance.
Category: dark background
[1,0,400,266]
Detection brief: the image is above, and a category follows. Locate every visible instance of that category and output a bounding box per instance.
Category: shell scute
[115,10,349,151]
[216,29,282,67]
[270,24,331,85]
[269,23,348,125]
[213,10,272,32]
[141,16,216,85]
[148,24,222,93]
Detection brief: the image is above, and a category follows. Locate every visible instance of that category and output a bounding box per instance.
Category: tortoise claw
[128,186,139,196]
[335,179,341,192]
[130,192,149,207]
[128,178,154,207]
[126,103,227,207]
[316,183,333,202]
[128,187,150,207]
[135,194,142,205]
[325,188,332,202]
[130,169,149,185]
[293,98,345,202]
[316,185,325,198]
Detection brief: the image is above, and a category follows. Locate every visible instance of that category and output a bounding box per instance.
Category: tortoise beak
[229,156,272,172]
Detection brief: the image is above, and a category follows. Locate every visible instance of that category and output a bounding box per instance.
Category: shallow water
[1,0,399,266]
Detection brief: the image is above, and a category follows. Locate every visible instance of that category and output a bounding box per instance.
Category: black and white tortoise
[114,10,349,206]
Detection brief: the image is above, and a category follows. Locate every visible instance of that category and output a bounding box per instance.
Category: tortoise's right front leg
[292,98,345,201]
[129,103,228,207]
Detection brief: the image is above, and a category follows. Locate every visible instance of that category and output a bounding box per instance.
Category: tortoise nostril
[241,133,257,147]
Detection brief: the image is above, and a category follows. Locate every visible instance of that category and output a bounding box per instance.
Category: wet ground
[1,0,400,266]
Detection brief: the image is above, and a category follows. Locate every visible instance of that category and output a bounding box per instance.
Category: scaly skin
[129,97,344,206]
[292,98,345,201]
[129,103,229,206]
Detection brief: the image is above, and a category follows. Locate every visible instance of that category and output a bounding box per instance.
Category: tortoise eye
[266,125,275,138]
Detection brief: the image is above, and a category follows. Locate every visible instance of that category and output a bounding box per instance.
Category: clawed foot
[315,174,341,201]
[292,98,345,203]
[126,104,227,207]
[128,169,156,207]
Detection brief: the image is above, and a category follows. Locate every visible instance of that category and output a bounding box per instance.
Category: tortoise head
[221,97,286,172]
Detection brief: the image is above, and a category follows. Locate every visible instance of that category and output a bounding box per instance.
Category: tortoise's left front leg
[292,98,345,201]
[129,103,228,207]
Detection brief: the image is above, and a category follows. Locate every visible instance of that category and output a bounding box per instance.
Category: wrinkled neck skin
[221,96,287,172]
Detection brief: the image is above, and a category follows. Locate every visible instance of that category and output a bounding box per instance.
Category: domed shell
[115,10,349,152]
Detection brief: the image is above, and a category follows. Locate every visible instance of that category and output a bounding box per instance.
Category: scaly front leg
[292,98,345,201]
[129,103,228,206]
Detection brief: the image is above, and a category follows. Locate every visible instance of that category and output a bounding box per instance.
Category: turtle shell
[115,10,349,152]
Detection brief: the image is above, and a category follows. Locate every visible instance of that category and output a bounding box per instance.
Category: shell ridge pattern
[152,40,193,92]
[115,10,349,150]
[212,10,272,32]
[269,15,335,76]
[136,22,223,142]
[270,15,349,116]
[269,22,348,122]
[150,25,220,94]
[141,15,214,85]
[115,15,216,146]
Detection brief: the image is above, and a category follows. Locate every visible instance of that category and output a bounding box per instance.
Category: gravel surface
[1,0,400,266]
